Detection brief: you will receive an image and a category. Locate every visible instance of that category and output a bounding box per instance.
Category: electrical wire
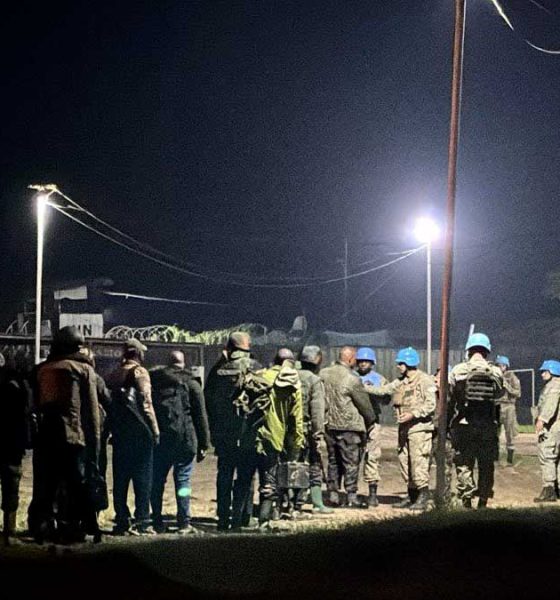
[52,190,353,283]
[490,0,560,53]
[102,291,229,306]
[52,204,423,288]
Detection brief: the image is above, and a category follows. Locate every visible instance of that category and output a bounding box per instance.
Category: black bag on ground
[277,461,310,489]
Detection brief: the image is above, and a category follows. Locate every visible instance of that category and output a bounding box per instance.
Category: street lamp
[414,217,439,374]
[30,184,58,364]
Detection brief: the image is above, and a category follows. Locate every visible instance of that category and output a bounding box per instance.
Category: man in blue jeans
[150,351,210,534]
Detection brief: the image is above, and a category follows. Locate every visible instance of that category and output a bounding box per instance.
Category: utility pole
[435,0,466,508]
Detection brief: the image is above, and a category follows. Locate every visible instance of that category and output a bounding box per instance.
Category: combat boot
[461,497,473,509]
[367,483,379,508]
[477,498,488,509]
[310,486,333,514]
[327,490,340,507]
[534,486,557,503]
[507,449,514,465]
[409,487,430,512]
[346,492,366,509]
[394,488,418,509]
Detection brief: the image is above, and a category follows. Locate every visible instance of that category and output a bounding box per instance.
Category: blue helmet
[356,347,376,363]
[395,347,420,368]
[540,360,560,376]
[495,355,510,367]
[465,333,491,352]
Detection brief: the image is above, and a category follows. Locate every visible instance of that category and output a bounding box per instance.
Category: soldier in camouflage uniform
[366,347,436,511]
[448,333,503,509]
[533,360,560,503]
[355,347,389,508]
[495,355,521,465]
[294,346,332,514]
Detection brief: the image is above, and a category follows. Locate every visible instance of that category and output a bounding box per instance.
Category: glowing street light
[414,217,439,373]
[29,184,58,364]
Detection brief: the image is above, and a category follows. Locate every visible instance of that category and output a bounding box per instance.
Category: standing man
[29,326,101,544]
[150,350,210,533]
[366,347,436,511]
[321,346,375,508]
[448,333,503,509]
[533,360,560,503]
[233,348,304,529]
[0,353,30,545]
[107,339,160,535]
[495,355,521,465]
[294,345,332,514]
[205,332,261,531]
[355,347,389,508]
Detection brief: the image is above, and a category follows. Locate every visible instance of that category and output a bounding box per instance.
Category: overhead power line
[49,192,423,289]
[102,291,229,306]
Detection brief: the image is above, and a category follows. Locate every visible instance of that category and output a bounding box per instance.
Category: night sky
[1,0,559,339]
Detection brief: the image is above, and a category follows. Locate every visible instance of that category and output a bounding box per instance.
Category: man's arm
[504,373,521,400]
[288,387,305,452]
[135,367,160,439]
[364,377,404,397]
[82,367,101,461]
[188,379,211,452]
[309,378,326,436]
[349,380,376,429]
[410,375,437,419]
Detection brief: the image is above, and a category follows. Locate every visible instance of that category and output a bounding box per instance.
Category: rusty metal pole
[435,0,467,509]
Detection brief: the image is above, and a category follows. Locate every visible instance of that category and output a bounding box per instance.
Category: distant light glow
[414,217,439,245]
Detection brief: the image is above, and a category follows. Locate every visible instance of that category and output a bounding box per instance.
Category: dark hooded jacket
[0,366,30,460]
[150,365,211,458]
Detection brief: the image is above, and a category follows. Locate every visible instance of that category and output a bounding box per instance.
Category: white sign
[59,313,104,338]
[54,285,88,301]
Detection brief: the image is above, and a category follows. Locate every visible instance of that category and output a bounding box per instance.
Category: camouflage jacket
[448,356,503,427]
[496,370,521,406]
[321,362,375,432]
[297,368,326,436]
[367,369,436,433]
[537,377,560,429]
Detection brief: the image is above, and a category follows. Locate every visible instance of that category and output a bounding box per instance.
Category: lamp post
[414,217,439,373]
[30,184,58,364]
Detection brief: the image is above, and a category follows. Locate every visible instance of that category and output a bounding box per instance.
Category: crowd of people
[0,326,559,545]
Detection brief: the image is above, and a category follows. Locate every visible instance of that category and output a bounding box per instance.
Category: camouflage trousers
[498,404,517,451]
[537,428,560,486]
[452,424,498,501]
[363,423,382,484]
[398,428,432,490]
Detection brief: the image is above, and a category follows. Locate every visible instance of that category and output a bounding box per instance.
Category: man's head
[495,355,510,373]
[395,347,420,376]
[540,360,560,382]
[356,347,376,375]
[226,332,251,353]
[465,332,491,359]
[168,350,185,369]
[274,347,295,365]
[338,346,357,368]
[123,338,148,362]
[299,345,323,370]
[52,326,85,355]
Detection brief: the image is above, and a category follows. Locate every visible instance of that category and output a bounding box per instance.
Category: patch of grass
[518,424,535,433]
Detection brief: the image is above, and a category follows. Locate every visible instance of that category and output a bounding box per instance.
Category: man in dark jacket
[205,332,261,531]
[0,353,30,545]
[29,326,101,544]
[150,351,210,534]
[320,346,375,508]
[106,338,159,535]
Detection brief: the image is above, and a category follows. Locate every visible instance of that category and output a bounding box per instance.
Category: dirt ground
[11,428,546,537]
